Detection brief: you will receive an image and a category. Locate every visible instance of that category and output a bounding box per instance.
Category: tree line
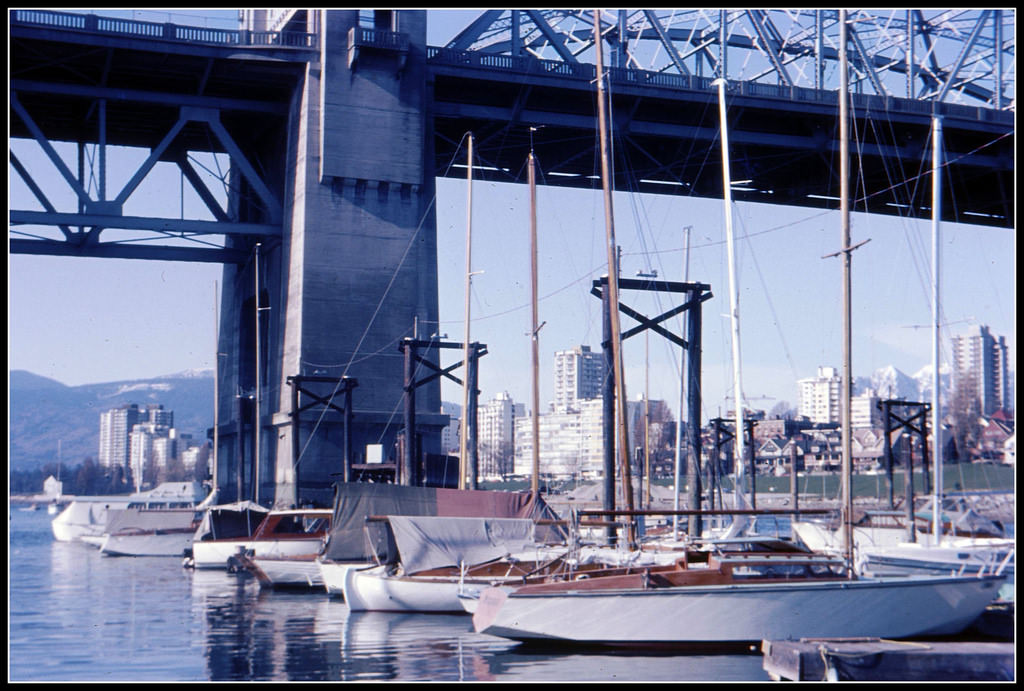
[9,457,209,497]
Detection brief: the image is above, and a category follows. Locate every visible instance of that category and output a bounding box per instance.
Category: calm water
[8,508,771,682]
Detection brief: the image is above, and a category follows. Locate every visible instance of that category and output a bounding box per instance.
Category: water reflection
[187,573,771,683]
[11,511,772,682]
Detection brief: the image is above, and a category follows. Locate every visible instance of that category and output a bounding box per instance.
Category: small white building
[43,475,63,498]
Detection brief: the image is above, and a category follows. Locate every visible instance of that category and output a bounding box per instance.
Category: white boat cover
[387,515,538,574]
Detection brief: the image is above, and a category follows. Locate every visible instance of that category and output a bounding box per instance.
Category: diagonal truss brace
[10,93,283,257]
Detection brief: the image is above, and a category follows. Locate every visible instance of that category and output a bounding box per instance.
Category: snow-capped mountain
[855,364,951,404]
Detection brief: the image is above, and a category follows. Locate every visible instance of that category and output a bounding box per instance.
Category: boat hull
[318,560,370,598]
[249,555,323,588]
[100,530,195,557]
[344,566,487,613]
[51,500,128,542]
[860,541,1015,581]
[473,574,1006,644]
[191,537,325,570]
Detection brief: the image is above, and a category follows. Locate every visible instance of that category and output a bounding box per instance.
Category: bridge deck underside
[10,27,1015,234]
[429,71,1014,228]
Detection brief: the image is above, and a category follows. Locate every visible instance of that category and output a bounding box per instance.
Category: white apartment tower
[98,403,143,470]
[477,392,524,479]
[952,325,1010,415]
[553,345,605,411]
[797,366,842,424]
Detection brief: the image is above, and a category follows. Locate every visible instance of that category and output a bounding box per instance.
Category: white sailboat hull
[250,555,323,588]
[51,500,128,542]
[318,560,371,598]
[191,540,254,569]
[344,565,489,613]
[191,537,324,570]
[100,530,195,557]
[473,574,1005,644]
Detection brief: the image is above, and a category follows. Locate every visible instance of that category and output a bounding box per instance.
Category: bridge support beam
[215,10,445,507]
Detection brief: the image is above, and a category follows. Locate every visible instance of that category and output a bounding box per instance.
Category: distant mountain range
[8,363,953,473]
[9,369,216,473]
[854,364,951,403]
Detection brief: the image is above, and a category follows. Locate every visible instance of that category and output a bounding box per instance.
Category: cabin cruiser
[52,481,208,544]
[189,508,331,571]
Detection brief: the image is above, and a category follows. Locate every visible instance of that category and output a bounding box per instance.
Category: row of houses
[709,409,1015,478]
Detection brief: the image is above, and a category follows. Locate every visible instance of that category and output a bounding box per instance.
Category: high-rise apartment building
[98,403,143,470]
[553,345,605,412]
[477,391,524,479]
[952,325,1010,415]
[144,403,174,427]
[797,366,842,424]
[513,398,647,480]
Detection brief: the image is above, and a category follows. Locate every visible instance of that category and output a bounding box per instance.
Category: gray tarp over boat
[104,507,200,535]
[386,515,539,574]
[319,483,565,563]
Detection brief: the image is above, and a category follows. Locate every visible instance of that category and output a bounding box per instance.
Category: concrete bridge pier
[215,10,445,508]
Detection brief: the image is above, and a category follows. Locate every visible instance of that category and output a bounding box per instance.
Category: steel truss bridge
[10,9,1015,265]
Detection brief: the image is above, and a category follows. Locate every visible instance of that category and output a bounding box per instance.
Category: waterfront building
[440,402,461,455]
[98,403,143,471]
[180,444,209,473]
[129,421,171,491]
[797,366,841,424]
[144,403,174,427]
[952,325,1010,415]
[477,392,523,480]
[553,345,605,412]
[513,398,649,480]
[851,390,883,429]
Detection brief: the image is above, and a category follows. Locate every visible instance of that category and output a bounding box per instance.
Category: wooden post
[403,339,416,486]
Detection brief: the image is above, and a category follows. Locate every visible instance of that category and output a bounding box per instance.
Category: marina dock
[761,638,1014,681]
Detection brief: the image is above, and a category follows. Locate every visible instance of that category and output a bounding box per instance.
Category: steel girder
[9,20,305,263]
[442,10,1015,111]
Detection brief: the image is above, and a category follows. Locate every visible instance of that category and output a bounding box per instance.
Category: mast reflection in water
[10,509,770,682]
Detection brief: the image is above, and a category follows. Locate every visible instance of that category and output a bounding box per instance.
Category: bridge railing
[10,9,318,50]
[426,46,1012,126]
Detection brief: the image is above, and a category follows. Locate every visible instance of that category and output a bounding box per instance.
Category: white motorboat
[185,501,270,569]
[190,508,331,571]
[98,506,202,557]
[51,481,208,543]
[470,551,1007,645]
[859,538,1015,585]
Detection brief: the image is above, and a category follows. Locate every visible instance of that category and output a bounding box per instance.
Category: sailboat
[469,12,1006,646]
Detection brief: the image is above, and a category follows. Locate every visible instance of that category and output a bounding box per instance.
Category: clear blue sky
[9,10,1016,422]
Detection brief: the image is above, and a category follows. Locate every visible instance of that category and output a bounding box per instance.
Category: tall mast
[254,242,262,504]
[594,10,635,542]
[459,133,474,490]
[839,11,855,569]
[529,148,541,495]
[712,77,746,515]
[213,280,219,495]
[931,116,943,545]
[672,226,691,539]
